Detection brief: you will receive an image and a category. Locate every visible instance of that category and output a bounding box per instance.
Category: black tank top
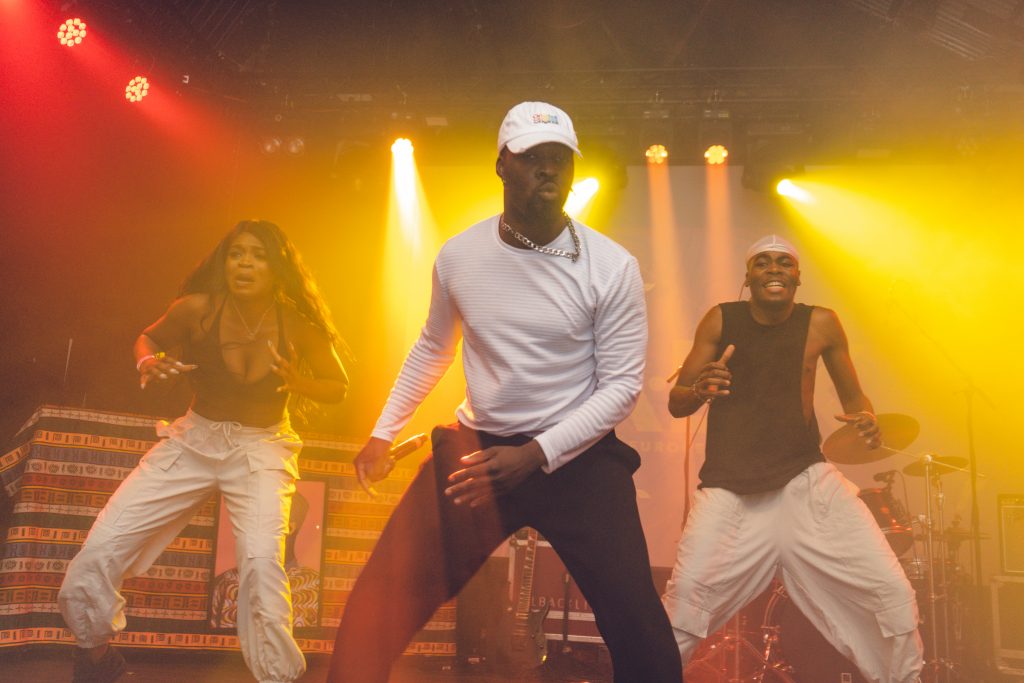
[700,301,823,493]
[184,298,289,427]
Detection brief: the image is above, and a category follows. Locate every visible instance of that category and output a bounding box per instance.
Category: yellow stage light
[390,138,418,244]
[645,144,669,165]
[564,178,599,218]
[776,178,813,204]
[391,138,413,156]
[704,144,728,165]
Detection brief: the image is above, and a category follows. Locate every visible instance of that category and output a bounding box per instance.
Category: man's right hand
[354,437,395,496]
[694,344,735,400]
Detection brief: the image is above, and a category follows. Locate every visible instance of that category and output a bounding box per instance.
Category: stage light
[704,144,729,165]
[391,138,414,156]
[564,178,599,218]
[775,179,814,204]
[389,137,419,247]
[699,107,733,165]
[57,18,87,47]
[124,76,150,103]
[645,144,668,165]
[259,136,282,155]
[284,137,305,156]
[742,135,806,192]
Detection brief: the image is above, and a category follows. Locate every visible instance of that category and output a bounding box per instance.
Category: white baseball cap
[497,101,581,157]
[745,234,800,264]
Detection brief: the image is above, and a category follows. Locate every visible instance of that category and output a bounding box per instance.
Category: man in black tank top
[661,235,923,683]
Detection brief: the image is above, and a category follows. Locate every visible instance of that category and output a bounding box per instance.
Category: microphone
[872,469,897,483]
[387,433,429,464]
[357,433,429,501]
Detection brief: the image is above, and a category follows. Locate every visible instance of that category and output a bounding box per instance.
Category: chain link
[500,213,581,263]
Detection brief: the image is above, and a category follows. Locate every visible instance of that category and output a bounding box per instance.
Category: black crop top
[183,297,289,427]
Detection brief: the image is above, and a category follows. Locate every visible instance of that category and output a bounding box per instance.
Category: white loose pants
[58,411,306,683]
[662,462,923,683]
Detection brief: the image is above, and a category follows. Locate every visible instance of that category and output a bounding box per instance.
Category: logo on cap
[531,113,560,125]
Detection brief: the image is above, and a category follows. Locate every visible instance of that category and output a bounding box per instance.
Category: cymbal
[902,455,968,477]
[823,413,920,464]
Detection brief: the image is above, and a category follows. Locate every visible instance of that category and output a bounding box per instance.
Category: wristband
[136,351,164,372]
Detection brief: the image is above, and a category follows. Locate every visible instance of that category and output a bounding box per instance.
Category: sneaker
[72,645,127,683]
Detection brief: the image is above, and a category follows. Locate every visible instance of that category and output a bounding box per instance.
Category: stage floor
[0,648,613,682]
[5,646,1020,682]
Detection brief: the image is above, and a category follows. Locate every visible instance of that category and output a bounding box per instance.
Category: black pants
[327,423,682,682]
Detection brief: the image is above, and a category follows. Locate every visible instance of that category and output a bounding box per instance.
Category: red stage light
[125,76,150,103]
[57,17,87,47]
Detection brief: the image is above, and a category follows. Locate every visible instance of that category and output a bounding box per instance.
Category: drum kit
[684,413,983,683]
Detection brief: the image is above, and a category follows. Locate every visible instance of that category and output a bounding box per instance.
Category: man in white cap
[327,102,682,682]
[661,235,923,682]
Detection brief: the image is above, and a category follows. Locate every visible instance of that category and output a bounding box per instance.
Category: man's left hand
[445,441,546,507]
[835,411,882,449]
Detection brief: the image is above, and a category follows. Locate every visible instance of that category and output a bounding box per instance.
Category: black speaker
[991,575,1024,675]
[998,495,1024,575]
[454,555,508,662]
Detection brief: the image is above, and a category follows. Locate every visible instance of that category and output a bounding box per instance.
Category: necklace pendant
[230,296,273,342]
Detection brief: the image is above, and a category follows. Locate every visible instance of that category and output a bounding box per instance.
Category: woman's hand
[138,352,197,389]
[269,340,302,393]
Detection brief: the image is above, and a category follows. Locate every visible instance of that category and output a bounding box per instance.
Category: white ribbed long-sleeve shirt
[371,215,648,471]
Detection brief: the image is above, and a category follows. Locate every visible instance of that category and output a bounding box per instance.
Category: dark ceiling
[68,0,1024,163]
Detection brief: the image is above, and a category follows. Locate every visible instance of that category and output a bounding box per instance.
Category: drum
[685,591,794,683]
[901,557,929,582]
[685,655,796,683]
[685,635,756,683]
[761,584,867,683]
[858,487,914,556]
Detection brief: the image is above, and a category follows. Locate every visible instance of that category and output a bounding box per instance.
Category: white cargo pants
[58,411,306,683]
[662,461,924,683]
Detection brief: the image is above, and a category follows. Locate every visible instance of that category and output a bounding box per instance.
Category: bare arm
[668,306,733,417]
[135,295,205,388]
[817,307,880,447]
[269,317,348,404]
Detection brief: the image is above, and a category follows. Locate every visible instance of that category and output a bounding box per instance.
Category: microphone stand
[891,296,995,590]
[960,380,983,592]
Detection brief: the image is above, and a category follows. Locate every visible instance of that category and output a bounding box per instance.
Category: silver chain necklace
[500,213,581,263]
[229,296,274,341]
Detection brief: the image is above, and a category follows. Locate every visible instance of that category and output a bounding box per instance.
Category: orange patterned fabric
[0,405,456,655]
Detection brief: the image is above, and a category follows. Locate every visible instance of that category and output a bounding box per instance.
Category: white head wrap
[745,234,799,265]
